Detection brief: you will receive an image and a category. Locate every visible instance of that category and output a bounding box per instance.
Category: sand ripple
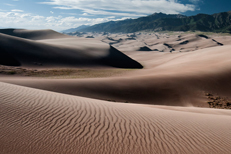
[0,82,231,154]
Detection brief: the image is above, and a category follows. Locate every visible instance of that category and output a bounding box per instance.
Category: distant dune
[0,29,142,68]
[97,33,226,52]
[0,29,69,40]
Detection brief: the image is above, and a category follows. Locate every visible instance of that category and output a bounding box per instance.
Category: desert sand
[0,29,231,153]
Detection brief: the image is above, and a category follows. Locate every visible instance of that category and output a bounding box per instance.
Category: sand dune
[0,82,230,154]
[0,28,69,40]
[0,30,142,68]
[1,30,231,154]
[83,32,231,52]
[2,45,231,107]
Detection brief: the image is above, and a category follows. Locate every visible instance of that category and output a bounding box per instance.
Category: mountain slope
[61,25,90,33]
[76,11,231,33]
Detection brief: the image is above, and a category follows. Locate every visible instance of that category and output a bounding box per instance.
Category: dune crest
[0,28,69,40]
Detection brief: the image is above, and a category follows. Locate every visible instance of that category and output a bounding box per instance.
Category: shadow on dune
[138,46,152,51]
[0,29,17,37]
[100,46,143,69]
[0,48,21,66]
[0,32,142,69]
[198,34,209,39]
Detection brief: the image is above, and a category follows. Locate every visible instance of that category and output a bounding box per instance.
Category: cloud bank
[41,0,196,15]
[0,0,197,31]
[0,11,123,31]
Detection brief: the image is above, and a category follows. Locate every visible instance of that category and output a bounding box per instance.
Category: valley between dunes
[0,29,231,154]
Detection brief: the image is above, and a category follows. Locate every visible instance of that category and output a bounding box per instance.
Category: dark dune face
[100,46,143,69]
[137,46,152,51]
[0,49,21,66]
[0,30,142,69]
[198,34,209,39]
[0,29,18,37]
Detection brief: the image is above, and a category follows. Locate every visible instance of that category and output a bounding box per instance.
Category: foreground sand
[1,29,231,153]
[1,82,231,154]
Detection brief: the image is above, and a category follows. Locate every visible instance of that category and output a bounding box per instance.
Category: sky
[0,0,230,31]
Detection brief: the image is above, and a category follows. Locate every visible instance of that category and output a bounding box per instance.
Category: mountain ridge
[64,11,231,33]
[61,25,90,33]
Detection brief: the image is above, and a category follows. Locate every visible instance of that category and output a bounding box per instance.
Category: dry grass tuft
[205,92,231,109]
[0,65,132,79]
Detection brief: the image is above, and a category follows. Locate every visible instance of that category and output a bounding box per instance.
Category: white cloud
[0,0,198,31]
[11,9,24,12]
[60,12,78,15]
[41,0,196,16]
[4,3,15,6]
[0,11,119,31]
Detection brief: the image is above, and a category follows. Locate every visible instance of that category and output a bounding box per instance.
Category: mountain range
[64,11,231,34]
[61,25,90,33]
